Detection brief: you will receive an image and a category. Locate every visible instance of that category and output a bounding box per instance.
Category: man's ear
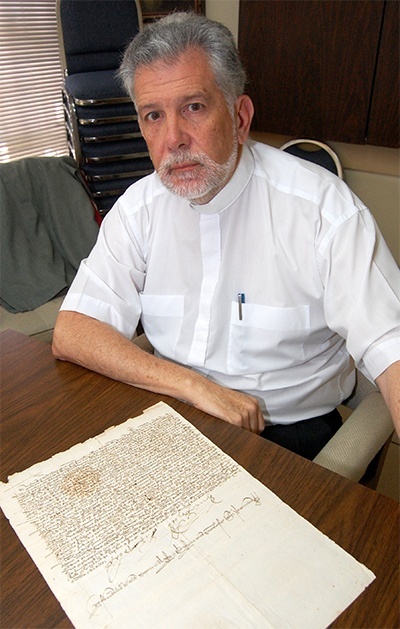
[236,95,254,145]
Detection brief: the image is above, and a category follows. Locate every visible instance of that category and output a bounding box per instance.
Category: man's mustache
[159,151,209,172]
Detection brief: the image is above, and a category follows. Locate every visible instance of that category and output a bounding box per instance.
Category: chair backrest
[57,0,142,75]
[280,139,343,179]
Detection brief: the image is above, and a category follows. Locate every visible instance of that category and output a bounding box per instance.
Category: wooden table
[1,330,399,628]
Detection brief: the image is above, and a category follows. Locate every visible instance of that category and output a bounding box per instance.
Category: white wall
[205,0,239,42]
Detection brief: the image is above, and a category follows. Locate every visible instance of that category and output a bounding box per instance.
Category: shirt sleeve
[60,200,146,339]
[318,200,400,382]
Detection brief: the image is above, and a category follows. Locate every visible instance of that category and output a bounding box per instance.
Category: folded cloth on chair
[0,156,99,313]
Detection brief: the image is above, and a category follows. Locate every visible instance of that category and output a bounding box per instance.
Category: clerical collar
[188,142,255,215]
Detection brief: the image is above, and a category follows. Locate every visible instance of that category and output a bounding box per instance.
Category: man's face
[134,49,247,204]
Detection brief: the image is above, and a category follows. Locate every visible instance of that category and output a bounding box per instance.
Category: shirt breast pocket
[140,294,184,358]
[227,302,310,375]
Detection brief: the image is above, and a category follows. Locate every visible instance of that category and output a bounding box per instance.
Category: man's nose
[165,114,190,151]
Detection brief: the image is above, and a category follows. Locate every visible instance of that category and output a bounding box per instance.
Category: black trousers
[259,409,343,460]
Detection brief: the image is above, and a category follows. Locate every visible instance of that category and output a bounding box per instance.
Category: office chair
[279,138,393,486]
[280,139,343,179]
[56,0,154,216]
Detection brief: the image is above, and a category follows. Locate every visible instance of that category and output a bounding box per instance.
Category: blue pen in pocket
[237,292,245,320]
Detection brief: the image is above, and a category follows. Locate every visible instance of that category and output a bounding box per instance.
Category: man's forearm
[52,311,265,433]
[53,311,200,399]
[376,360,400,437]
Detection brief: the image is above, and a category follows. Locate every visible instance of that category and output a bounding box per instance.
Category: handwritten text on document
[0,402,375,628]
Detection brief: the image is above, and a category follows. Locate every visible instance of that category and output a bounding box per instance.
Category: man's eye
[187,103,204,113]
[146,111,161,122]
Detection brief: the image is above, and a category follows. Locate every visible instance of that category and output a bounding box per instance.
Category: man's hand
[188,376,265,434]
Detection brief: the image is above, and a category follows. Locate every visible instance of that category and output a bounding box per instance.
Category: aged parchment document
[0,402,374,628]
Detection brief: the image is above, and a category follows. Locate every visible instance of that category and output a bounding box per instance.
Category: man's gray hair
[119,12,247,108]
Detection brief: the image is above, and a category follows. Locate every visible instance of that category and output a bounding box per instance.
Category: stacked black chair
[56,0,154,216]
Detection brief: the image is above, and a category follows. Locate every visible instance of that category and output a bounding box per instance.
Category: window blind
[0,0,68,162]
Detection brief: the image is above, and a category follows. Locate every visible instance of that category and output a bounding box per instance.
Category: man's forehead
[134,48,216,100]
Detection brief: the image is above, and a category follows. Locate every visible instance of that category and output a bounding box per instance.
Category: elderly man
[53,12,400,459]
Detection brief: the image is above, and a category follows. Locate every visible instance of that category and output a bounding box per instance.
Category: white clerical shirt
[61,141,400,424]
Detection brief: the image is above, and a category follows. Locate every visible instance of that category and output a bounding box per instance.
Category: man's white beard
[157,139,238,204]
